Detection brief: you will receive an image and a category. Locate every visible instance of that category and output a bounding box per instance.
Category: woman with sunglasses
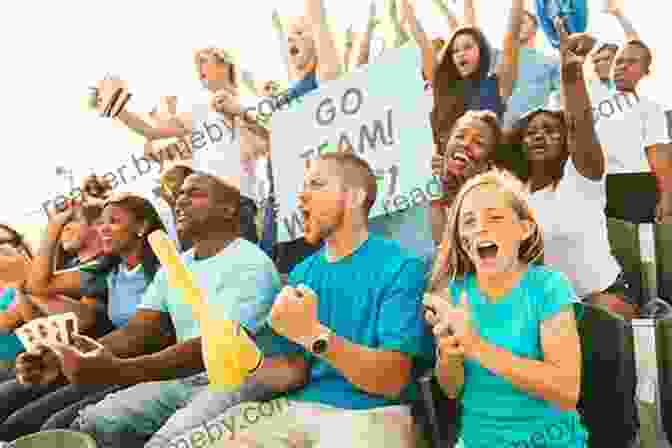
[0,193,165,442]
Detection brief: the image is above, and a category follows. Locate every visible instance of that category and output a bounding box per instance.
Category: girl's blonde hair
[428,168,544,292]
[194,47,239,88]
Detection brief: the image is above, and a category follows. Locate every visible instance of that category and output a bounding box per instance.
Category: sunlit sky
[2,0,668,231]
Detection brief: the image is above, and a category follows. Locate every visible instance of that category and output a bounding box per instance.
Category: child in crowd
[429,0,524,146]
[424,169,588,448]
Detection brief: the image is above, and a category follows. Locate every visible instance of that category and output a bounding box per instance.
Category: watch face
[312,337,329,355]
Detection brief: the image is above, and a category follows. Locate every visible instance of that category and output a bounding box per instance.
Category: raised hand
[603,0,623,15]
[94,74,131,118]
[555,17,590,83]
[423,290,480,355]
[367,0,381,31]
[210,87,242,116]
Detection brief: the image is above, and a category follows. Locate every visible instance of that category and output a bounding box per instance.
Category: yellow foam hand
[148,231,263,389]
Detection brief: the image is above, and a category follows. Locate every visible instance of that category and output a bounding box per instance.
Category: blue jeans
[70,373,275,448]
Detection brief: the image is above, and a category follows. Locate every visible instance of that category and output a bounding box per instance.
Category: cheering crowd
[0,0,670,447]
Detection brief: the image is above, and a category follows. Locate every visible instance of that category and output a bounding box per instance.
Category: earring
[137,232,143,238]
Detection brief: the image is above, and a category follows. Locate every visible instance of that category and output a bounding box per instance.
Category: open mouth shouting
[445,151,473,177]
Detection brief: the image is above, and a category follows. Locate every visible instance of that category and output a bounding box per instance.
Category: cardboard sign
[271,45,434,242]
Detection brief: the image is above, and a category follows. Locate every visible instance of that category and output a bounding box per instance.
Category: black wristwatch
[310,330,332,355]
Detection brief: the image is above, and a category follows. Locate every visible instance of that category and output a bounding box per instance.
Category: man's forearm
[321,332,411,398]
[251,355,308,392]
[116,337,204,383]
[116,109,189,141]
[99,323,173,359]
[563,72,604,179]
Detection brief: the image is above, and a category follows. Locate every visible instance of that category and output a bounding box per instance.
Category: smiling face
[451,33,481,78]
[523,112,567,167]
[613,43,649,92]
[458,184,532,275]
[443,114,497,181]
[287,17,317,71]
[98,205,144,256]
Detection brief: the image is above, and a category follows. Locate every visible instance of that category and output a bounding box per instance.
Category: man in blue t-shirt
[211,153,433,448]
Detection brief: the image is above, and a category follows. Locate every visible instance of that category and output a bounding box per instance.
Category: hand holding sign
[92,74,132,118]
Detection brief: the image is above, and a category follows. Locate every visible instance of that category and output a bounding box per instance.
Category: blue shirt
[286,71,319,103]
[448,265,588,448]
[465,74,506,121]
[259,235,434,410]
[492,47,561,129]
[106,264,152,328]
[139,238,281,341]
[369,203,435,268]
[0,288,25,360]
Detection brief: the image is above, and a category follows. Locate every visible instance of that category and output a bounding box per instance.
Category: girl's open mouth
[477,241,499,261]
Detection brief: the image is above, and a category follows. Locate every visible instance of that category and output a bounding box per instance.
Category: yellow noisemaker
[148,230,263,389]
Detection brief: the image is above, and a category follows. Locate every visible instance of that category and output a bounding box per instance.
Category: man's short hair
[625,39,653,71]
[318,152,378,216]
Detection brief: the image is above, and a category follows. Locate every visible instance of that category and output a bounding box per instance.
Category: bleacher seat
[577,303,639,447]
[657,317,672,443]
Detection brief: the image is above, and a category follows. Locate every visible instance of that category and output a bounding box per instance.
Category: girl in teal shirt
[423,169,588,447]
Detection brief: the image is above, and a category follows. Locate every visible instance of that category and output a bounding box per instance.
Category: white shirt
[588,83,671,174]
[191,103,256,200]
[528,158,621,297]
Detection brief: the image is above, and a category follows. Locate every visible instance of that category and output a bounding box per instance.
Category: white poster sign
[271,45,435,242]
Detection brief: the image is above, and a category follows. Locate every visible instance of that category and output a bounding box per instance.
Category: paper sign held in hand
[148,230,263,389]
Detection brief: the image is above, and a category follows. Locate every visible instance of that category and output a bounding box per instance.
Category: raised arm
[400,0,435,83]
[26,209,85,298]
[386,0,410,48]
[240,70,259,97]
[354,2,381,67]
[558,22,604,180]
[116,109,191,141]
[305,0,343,82]
[432,0,460,32]
[272,9,295,81]
[605,0,640,41]
[495,0,524,101]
